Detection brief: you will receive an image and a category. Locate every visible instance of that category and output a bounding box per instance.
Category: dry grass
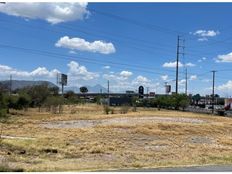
[1,104,232,171]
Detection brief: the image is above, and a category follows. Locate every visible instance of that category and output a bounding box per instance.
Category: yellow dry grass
[1,104,232,171]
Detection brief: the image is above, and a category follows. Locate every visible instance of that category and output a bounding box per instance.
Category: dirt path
[41,116,208,129]
[107,165,232,172]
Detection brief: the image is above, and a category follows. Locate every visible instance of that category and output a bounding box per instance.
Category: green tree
[16,95,31,110]
[44,96,64,114]
[192,94,201,105]
[0,92,8,119]
[80,86,88,94]
[170,94,189,110]
[64,90,79,104]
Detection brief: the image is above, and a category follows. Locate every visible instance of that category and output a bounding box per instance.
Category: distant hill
[65,84,108,93]
[86,84,108,93]
[0,80,58,91]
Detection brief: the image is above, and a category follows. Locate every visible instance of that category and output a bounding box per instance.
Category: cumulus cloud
[31,67,60,78]
[55,36,116,54]
[0,2,89,24]
[0,64,59,78]
[103,70,133,81]
[67,61,99,81]
[179,79,186,86]
[161,75,168,81]
[185,63,196,67]
[162,61,195,68]
[191,30,220,41]
[215,52,232,63]
[132,75,151,86]
[217,80,232,91]
[163,61,183,68]
[120,71,133,79]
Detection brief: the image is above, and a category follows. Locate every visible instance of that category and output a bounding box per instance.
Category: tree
[16,95,31,110]
[0,92,8,119]
[44,96,64,114]
[172,94,189,110]
[178,94,190,111]
[0,91,9,141]
[192,94,201,105]
[80,86,88,94]
[18,84,53,111]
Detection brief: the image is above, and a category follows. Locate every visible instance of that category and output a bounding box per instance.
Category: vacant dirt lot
[1,104,232,171]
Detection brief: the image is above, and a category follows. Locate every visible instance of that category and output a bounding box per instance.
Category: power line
[89,8,186,36]
[0,18,177,57]
[0,43,177,77]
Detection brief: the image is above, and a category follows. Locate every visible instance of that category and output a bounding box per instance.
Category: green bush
[44,96,64,114]
[0,92,8,119]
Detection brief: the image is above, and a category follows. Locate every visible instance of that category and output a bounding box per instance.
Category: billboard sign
[57,73,67,86]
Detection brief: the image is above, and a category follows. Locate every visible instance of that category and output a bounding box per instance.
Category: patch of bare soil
[41,116,208,129]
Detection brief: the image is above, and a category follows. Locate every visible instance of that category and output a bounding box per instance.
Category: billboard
[57,73,67,86]
[165,85,171,94]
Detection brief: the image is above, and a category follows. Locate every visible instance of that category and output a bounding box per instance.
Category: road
[101,165,232,172]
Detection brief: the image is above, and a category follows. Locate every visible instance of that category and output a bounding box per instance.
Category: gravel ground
[41,116,208,129]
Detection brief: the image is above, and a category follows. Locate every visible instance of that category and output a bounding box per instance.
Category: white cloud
[120,71,133,78]
[163,61,183,68]
[67,61,99,81]
[161,75,168,81]
[185,63,196,67]
[103,73,116,80]
[0,2,89,24]
[103,70,133,81]
[217,80,232,91]
[55,36,116,54]
[179,79,186,86]
[132,75,151,86]
[193,30,219,37]
[198,37,208,42]
[30,67,60,78]
[162,61,195,68]
[191,30,220,41]
[0,64,60,78]
[215,52,232,63]
[69,50,77,54]
[189,75,197,80]
[198,57,207,62]
[103,66,110,69]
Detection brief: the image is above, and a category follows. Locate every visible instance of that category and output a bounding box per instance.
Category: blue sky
[0,2,232,96]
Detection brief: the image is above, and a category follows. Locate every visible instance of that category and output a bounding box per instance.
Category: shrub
[120,104,129,114]
[110,108,115,114]
[44,96,64,114]
[103,105,110,115]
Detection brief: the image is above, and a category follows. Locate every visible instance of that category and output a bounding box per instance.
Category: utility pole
[107,80,109,94]
[185,68,188,95]
[212,70,216,114]
[176,36,180,94]
[175,36,185,94]
[146,87,149,99]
